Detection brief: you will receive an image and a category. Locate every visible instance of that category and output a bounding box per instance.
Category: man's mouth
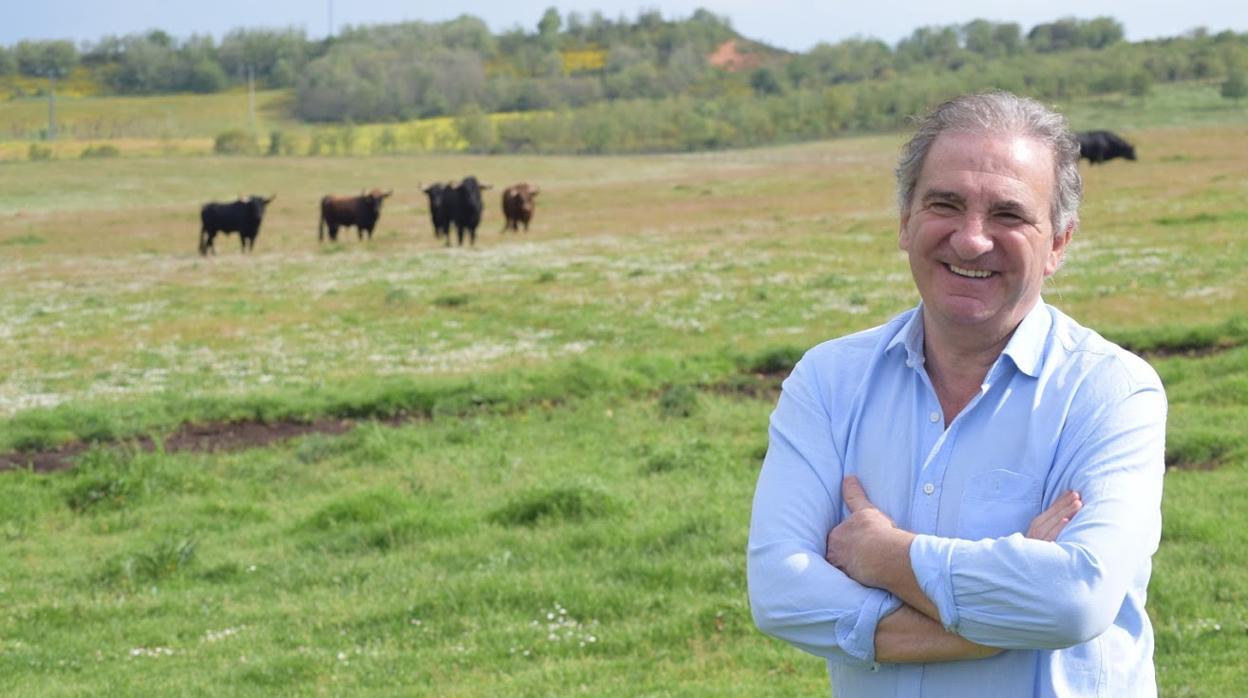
[947,264,994,279]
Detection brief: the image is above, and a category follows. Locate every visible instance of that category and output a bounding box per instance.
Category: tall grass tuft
[490,483,617,526]
[657,384,700,418]
[95,537,198,587]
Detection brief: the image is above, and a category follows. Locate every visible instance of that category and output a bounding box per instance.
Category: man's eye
[929,202,958,213]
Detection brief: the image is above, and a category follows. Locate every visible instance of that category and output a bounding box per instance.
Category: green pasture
[1,102,1246,693]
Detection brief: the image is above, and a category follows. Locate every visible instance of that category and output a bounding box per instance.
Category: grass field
[1,88,1246,694]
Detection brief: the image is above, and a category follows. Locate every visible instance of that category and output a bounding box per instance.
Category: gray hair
[895,92,1082,238]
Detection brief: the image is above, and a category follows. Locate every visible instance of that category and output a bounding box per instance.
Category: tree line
[3,10,1247,154]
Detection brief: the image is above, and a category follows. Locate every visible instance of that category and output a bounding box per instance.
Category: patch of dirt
[0,417,359,474]
[708,40,763,72]
[1134,340,1240,359]
[1164,460,1222,471]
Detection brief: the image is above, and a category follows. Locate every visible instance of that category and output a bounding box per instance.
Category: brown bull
[501,183,539,233]
[319,189,392,242]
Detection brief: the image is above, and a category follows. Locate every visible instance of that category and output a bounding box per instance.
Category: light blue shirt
[747,301,1166,697]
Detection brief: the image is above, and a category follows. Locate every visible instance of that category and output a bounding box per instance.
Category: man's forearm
[875,604,1001,663]
[873,532,944,622]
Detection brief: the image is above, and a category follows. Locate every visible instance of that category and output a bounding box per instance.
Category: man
[747,92,1166,696]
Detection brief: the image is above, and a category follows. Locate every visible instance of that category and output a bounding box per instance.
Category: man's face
[899,131,1071,341]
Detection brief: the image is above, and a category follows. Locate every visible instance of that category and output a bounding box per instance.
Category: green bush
[79,144,120,159]
[267,129,297,156]
[27,143,53,161]
[214,129,258,155]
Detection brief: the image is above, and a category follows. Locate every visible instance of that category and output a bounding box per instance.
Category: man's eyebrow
[920,190,964,205]
[989,199,1032,216]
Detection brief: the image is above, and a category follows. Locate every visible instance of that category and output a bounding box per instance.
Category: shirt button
[923,483,935,495]
[928,411,940,423]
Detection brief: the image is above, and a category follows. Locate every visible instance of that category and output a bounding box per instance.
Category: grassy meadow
[1,84,1247,695]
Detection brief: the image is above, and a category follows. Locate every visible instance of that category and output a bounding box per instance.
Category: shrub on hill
[80,144,120,159]
[213,129,258,155]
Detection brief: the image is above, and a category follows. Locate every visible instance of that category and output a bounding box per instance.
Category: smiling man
[747,92,1167,696]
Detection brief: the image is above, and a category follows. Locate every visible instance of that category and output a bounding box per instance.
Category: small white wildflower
[337,651,348,661]
[129,647,174,658]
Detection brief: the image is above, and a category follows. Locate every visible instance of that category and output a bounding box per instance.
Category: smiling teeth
[949,265,993,278]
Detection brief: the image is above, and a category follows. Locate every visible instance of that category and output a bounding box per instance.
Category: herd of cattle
[196,129,1134,255]
[198,176,540,255]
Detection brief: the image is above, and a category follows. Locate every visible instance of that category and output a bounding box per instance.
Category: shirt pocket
[956,469,1043,540]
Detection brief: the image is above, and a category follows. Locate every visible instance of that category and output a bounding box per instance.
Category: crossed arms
[825,477,1081,663]
[746,358,1166,665]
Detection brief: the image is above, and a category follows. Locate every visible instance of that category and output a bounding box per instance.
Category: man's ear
[1045,222,1075,276]
[898,213,912,251]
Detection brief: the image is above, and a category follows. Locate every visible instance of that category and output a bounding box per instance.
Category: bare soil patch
[0,417,358,473]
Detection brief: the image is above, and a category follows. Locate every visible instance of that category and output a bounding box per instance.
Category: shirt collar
[885,300,1051,377]
[999,299,1051,378]
[885,305,927,369]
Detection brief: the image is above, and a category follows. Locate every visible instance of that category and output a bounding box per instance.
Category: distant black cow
[501,183,539,233]
[199,195,275,255]
[1076,130,1136,164]
[422,182,453,241]
[319,189,392,242]
[445,176,491,247]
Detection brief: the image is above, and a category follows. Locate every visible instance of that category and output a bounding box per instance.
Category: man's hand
[825,476,915,590]
[1027,490,1082,541]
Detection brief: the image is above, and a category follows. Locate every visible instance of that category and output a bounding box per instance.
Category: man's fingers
[1026,491,1081,541]
[842,476,874,513]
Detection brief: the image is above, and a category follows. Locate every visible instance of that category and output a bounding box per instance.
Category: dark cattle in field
[422,182,453,241]
[1076,130,1136,164]
[319,189,393,242]
[444,176,491,247]
[501,183,540,233]
[199,195,275,255]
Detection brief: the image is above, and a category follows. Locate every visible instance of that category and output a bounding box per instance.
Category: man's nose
[949,214,993,259]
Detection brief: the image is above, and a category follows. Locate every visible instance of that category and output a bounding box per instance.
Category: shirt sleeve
[747,356,902,664]
[909,373,1166,650]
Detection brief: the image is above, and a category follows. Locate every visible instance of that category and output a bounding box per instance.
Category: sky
[4,1,1247,51]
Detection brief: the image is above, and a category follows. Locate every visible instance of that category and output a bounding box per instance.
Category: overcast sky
[4,1,1247,51]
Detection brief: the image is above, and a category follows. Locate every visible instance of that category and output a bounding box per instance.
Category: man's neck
[921,313,1018,426]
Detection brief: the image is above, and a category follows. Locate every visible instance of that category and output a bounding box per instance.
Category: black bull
[1076,130,1137,164]
[424,177,491,246]
[200,195,275,255]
